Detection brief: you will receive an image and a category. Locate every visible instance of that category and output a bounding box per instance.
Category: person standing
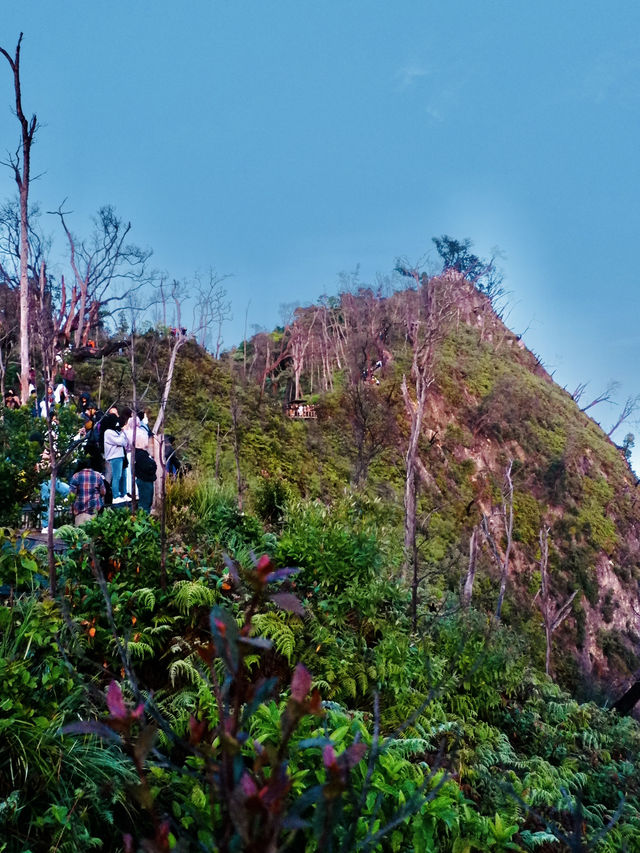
[101,413,130,502]
[69,458,106,526]
[134,446,157,513]
[62,363,76,396]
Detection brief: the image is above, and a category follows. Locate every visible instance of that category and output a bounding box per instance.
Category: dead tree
[150,278,221,509]
[461,525,480,608]
[0,34,37,403]
[152,282,188,439]
[0,283,18,400]
[229,388,245,511]
[400,274,454,584]
[290,307,319,400]
[32,261,60,592]
[50,204,151,347]
[608,394,640,438]
[192,269,231,357]
[534,525,577,677]
[579,380,619,413]
[481,460,515,620]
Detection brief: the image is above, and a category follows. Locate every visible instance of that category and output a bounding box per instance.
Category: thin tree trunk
[462,526,478,607]
[536,524,577,678]
[1,35,37,404]
[18,181,29,404]
[411,497,419,631]
[495,461,514,620]
[215,422,221,482]
[402,373,427,583]
[130,331,138,512]
[160,434,167,590]
[98,355,105,410]
[243,302,249,381]
[230,397,243,511]
[152,330,185,510]
[43,379,57,593]
[0,345,6,401]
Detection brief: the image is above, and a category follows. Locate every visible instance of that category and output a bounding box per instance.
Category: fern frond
[251,612,301,662]
[173,580,217,614]
[124,640,154,660]
[519,829,560,847]
[129,587,157,612]
[168,658,202,687]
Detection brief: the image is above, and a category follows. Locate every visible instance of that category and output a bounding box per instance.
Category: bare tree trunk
[495,461,514,620]
[46,445,57,594]
[462,526,479,607]
[0,344,6,401]
[98,354,105,410]
[41,351,57,593]
[230,394,243,511]
[410,489,419,631]
[153,331,183,437]
[215,422,221,482]
[159,434,167,590]
[243,301,250,381]
[152,328,185,510]
[402,373,428,583]
[130,330,138,513]
[536,525,577,677]
[479,463,515,622]
[608,394,640,438]
[259,338,270,402]
[1,34,37,404]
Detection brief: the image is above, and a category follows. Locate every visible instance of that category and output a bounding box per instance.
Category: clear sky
[2,2,640,462]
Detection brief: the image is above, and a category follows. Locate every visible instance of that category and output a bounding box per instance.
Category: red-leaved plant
[64,552,370,852]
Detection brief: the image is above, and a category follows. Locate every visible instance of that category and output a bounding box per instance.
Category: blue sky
[2,2,640,460]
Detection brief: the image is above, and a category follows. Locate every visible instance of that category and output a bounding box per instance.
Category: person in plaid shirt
[69,458,106,526]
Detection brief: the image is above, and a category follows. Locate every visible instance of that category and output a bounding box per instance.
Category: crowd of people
[12,368,183,529]
[34,400,159,529]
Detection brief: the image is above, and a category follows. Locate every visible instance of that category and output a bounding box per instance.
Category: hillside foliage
[2,275,640,850]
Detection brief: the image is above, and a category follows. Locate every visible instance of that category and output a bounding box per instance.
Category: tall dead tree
[481,460,515,620]
[399,273,454,585]
[1,34,37,403]
[535,525,577,677]
[461,524,480,608]
[0,283,18,399]
[32,261,59,592]
[289,307,319,400]
[608,394,640,438]
[50,204,151,347]
[575,380,619,412]
[192,269,231,357]
[152,281,188,440]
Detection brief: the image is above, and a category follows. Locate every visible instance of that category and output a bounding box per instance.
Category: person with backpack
[134,446,157,513]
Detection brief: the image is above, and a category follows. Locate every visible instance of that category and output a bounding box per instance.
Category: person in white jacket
[120,407,151,496]
[100,413,130,502]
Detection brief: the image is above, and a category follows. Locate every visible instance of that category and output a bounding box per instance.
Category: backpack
[135,449,157,482]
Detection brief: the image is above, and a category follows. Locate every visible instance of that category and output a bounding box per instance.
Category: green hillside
[81,274,640,695]
[1,273,640,851]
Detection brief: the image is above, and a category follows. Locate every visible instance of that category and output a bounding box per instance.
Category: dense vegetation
[2,276,640,850]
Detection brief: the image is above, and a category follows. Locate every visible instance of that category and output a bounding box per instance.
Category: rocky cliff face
[420,277,639,696]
